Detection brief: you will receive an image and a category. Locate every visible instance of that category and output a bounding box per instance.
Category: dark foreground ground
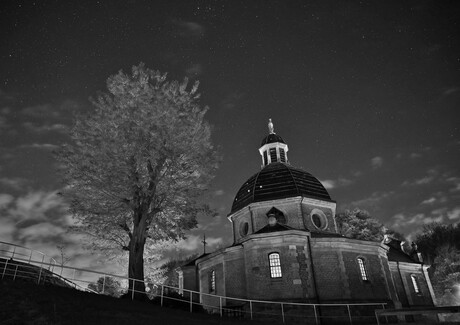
[0,280,267,325]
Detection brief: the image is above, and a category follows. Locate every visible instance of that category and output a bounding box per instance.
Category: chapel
[178,119,436,313]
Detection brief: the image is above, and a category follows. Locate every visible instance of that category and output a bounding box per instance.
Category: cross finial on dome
[268,118,275,134]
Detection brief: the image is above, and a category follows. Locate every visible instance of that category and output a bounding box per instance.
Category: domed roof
[231,162,332,214]
[261,133,285,147]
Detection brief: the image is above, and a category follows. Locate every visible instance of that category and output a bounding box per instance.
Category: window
[266,207,286,225]
[209,270,216,293]
[263,151,268,166]
[269,253,282,278]
[240,221,249,236]
[411,275,420,294]
[309,209,328,230]
[279,148,286,162]
[357,258,368,281]
[269,148,277,163]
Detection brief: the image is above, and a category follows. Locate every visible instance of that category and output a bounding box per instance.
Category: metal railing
[1,240,388,324]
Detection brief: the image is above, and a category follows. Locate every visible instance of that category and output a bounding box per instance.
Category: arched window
[411,275,420,294]
[357,258,368,281]
[209,270,216,293]
[269,253,282,278]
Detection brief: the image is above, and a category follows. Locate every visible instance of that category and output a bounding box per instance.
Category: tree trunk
[127,212,147,300]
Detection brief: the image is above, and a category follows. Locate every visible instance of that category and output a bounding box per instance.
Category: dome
[231,162,332,214]
[260,133,285,147]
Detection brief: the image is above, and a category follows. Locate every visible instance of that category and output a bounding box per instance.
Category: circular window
[239,221,249,236]
[310,209,328,230]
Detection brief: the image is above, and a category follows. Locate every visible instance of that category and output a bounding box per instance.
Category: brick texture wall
[342,252,388,300]
[242,236,315,301]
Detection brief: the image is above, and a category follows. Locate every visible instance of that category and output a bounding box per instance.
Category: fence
[1,240,389,324]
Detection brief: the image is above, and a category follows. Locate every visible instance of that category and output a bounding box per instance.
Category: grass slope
[0,280,267,325]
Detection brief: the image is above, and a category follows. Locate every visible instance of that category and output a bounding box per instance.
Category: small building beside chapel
[178,120,436,312]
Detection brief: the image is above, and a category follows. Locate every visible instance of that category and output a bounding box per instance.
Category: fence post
[250,300,253,320]
[131,279,135,300]
[191,291,194,313]
[11,246,16,260]
[13,265,18,280]
[72,268,76,281]
[28,250,33,263]
[219,296,222,317]
[281,303,285,324]
[160,285,164,307]
[313,305,319,325]
[37,255,45,284]
[2,259,8,279]
[347,304,352,325]
[381,303,387,324]
[102,275,106,294]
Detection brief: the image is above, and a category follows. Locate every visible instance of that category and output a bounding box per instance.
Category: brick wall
[342,251,388,300]
[389,262,434,307]
[199,262,224,310]
[242,234,315,301]
[224,248,247,299]
[311,238,394,303]
[301,204,335,233]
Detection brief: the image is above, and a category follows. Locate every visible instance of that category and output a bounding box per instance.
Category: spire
[268,118,275,134]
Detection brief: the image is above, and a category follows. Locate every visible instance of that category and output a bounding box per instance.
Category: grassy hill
[0,279,267,325]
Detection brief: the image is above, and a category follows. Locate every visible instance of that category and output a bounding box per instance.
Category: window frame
[411,274,420,294]
[357,257,369,282]
[209,270,216,293]
[268,252,282,278]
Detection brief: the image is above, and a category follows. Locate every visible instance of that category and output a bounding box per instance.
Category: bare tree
[56,243,71,275]
[55,63,218,299]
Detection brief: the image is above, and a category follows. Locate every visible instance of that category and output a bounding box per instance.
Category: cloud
[441,87,459,97]
[0,177,27,190]
[219,92,245,113]
[320,178,353,190]
[21,103,60,118]
[321,180,336,190]
[0,193,14,208]
[6,190,67,225]
[349,191,393,208]
[22,122,68,134]
[0,218,16,242]
[410,153,422,159]
[371,156,383,169]
[447,207,460,220]
[19,143,59,150]
[431,207,447,216]
[185,63,203,77]
[446,177,460,192]
[17,222,65,242]
[391,212,444,229]
[173,20,205,38]
[402,168,438,186]
[421,197,436,205]
[171,234,223,252]
[213,189,225,196]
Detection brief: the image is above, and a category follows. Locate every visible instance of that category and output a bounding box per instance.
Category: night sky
[1,0,459,273]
